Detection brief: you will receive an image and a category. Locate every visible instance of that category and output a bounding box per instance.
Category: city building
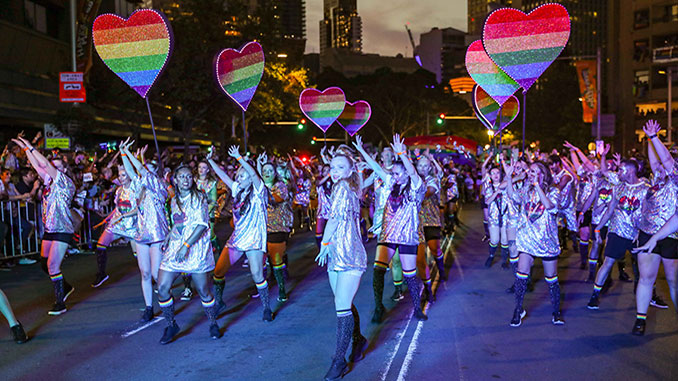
[608,0,678,151]
[417,27,473,84]
[319,0,362,60]
[278,0,306,63]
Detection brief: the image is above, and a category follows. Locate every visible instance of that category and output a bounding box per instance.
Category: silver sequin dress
[370,176,389,236]
[326,180,367,272]
[316,181,332,220]
[608,181,649,240]
[484,179,509,228]
[638,176,677,236]
[42,171,76,234]
[134,172,169,244]
[227,181,267,252]
[513,185,561,257]
[506,179,525,229]
[591,175,616,226]
[293,178,311,206]
[378,175,425,246]
[421,175,442,227]
[553,169,577,231]
[266,180,292,233]
[105,182,139,239]
[160,192,215,273]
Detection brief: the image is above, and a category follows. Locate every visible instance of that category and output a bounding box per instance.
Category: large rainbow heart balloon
[214,41,265,112]
[299,87,346,133]
[337,101,371,136]
[482,3,571,92]
[472,85,520,131]
[465,40,520,106]
[93,9,173,98]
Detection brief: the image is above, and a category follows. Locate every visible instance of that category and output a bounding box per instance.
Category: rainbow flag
[299,87,346,132]
[215,42,265,112]
[482,3,570,91]
[93,9,172,98]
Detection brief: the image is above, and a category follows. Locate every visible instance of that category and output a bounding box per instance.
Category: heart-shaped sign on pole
[337,101,371,136]
[472,85,520,131]
[93,9,173,98]
[214,41,265,112]
[299,87,346,133]
[465,40,520,106]
[482,3,571,92]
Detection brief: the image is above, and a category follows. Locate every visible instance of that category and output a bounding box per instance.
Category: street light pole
[669,66,673,144]
[597,47,602,140]
[70,0,76,72]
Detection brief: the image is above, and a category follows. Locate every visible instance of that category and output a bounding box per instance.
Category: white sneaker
[180,288,192,301]
[18,258,37,265]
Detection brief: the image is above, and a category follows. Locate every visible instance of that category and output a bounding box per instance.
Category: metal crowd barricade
[0,200,41,259]
[76,201,113,252]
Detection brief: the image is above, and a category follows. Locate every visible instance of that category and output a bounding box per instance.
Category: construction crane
[405,22,422,67]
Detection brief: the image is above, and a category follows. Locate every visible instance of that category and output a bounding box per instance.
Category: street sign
[592,114,615,137]
[44,123,71,149]
[59,72,86,103]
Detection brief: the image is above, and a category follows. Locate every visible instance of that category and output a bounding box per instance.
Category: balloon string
[145,97,163,175]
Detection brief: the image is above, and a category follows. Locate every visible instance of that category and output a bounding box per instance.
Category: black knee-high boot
[349,304,367,362]
[514,272,528,312]
[256,279,273,321]
[579,241,589,266]
[404,272,427,320]
[201,297,222,339]
[325,311,352,380]
[500,245,509,269]
[50,273,65,305]
[213,276,226,313]
[547,276,564,323]
[159,297,179,344]
[569,231,579,253]
[273,266,287,301]
[485,243,498,267]
[95,244,107,276]
[372,264,387,323]
[506,256,519,293]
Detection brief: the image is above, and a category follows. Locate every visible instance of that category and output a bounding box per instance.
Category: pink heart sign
[214,41,265,112]
[299,87,346,133]
[466,40,520,106]
[337,101,371,136]
[472,85,520,131]
[482,3,571,92]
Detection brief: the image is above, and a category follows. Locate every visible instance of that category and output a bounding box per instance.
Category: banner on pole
[76,0,103,76]
[575,60,597,123]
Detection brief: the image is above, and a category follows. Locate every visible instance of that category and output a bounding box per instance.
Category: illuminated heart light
[465,40,520,106]
[93,9,173,98]
[214,41,265,112]
[337,100,371,136]
[482,3,571,92]
[299,87,346,133]
[472,85,520,131]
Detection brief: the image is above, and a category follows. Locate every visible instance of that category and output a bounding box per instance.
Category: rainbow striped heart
[93,9,173,98]
[299,87,346,133]
[214,41,265,112]
[472,85,519,132]
[482,3,571,92]
[337,101,371,136]
[465,40,520,106]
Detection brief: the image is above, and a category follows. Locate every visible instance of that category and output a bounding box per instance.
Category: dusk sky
[305,0,468,56]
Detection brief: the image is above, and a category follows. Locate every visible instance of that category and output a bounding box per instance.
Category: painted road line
[379,314,413,381]
[121,316,164,338]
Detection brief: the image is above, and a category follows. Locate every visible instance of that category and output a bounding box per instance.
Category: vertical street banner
[575,60,597,123]
[75,0,103,77]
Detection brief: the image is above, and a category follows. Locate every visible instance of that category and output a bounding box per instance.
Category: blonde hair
[332,153,362,194]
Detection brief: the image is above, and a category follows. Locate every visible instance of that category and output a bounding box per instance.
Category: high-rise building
[418,27,472,84]
[467,0,517,36]
[319,0,362,56]
[608,0,678,152]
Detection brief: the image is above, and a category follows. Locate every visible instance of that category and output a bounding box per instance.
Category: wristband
[594,229,600,233]
[183,242,191,249]
[321,241,331,246]
[396,151,406,156]
[236,156,243,161]
[22,147,29,152]
[121,153,127,157]
[648,134,657,140]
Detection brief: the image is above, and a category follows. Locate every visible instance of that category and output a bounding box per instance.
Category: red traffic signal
[439,113,445,119]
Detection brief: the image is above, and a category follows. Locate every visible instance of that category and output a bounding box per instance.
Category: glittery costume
[266,180,293,233]
[195,178,217,219]
[607,181,649,240]
[378,175,425,246]
[316,181,332,220]
[42,171,76,233]
[105,182,139,238]
[160,192,215,273]
[484,180,508,228]
[294,178,311,206]
[370,176,390,236]
[326,181,367,272]
[421,175,441,227]
[638,176,677,236]
[134,172,169,244]
[575,171,597,212]
[553,169,577,231]
[227,181,267,252]
[513,185,561,257]
[445,174,459,201]
[506,180,525,230]
[591,176,616,226]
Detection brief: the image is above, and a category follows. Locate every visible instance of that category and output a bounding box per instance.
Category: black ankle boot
[324,357,348,381]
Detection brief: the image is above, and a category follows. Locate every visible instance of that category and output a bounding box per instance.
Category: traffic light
[297,118,307,130]
[436,113,445,125]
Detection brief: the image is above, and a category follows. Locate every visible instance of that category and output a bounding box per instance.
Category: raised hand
[206,146,215,161]
[563,140,576,151]
[353,135,364,152]
[257,152,268,166]
[643,119,660,136]
[603,143,611,156]
[612,152,621,167]
[391,133,406,155]
[356,161,369,172]
[228,145,241,159]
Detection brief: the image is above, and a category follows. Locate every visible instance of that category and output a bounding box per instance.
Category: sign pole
[596,47,602,140]
[242,109,247,150]
[145,98,163,175]
[522,92,527,154]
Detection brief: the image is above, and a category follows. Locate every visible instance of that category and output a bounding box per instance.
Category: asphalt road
[1,204,677,381]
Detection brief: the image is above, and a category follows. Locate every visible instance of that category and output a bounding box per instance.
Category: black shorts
[603,233,634,260]
[527,254,559,262]
[579,210,592,227]
[43,232,74,244]
[637,231,678,259]
[424,227,441,241]
[377,242,418,255]
[267,232,289,244]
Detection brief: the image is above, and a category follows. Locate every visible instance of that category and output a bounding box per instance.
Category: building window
[24,0,47,33]
[653,3,678,23]
[634,9,650,29]
[634,70,649,98]
[634,39,650,62]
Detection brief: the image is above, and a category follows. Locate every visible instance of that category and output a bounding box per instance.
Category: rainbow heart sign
[482,3,571,92]
[472,85,520,131]
[93,9,173,98]
[465,40,520,106]
[337,101,371,136]
[299,87,346,133]
[214,41,265,112]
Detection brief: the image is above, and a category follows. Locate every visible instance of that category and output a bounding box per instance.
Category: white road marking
[379,315,413,381]
[121,317,164,338]
[396,303,428,381]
